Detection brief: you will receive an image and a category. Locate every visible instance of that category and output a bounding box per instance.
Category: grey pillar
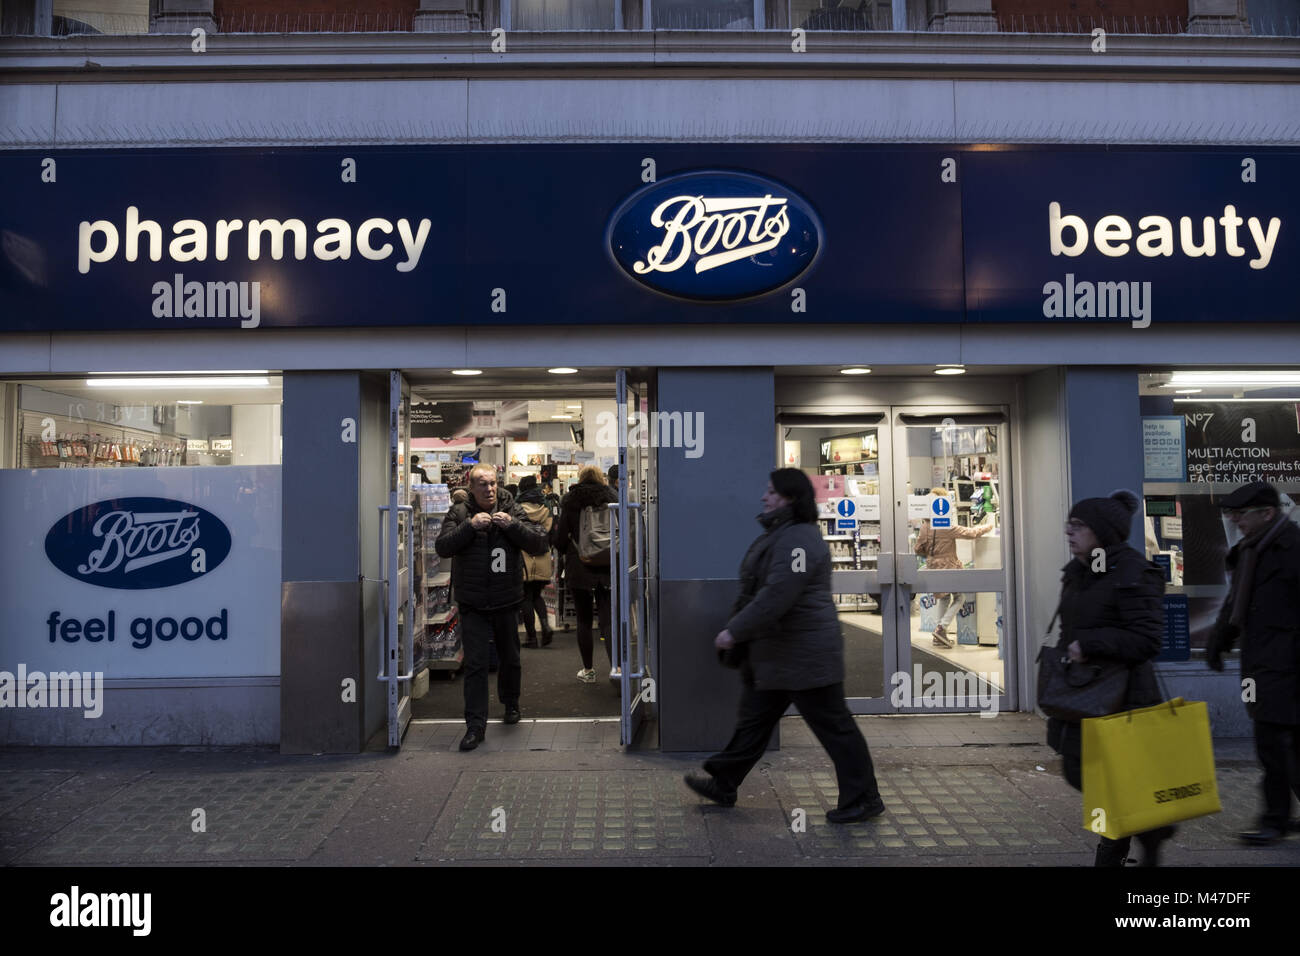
[151,0,217,33]
[1063,367,1145,551]
[1187,0,1250,34]
[280,372,387,754]
[414,0,482,31]
[657,368,775,752]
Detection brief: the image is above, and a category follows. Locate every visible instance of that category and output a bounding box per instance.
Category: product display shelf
[420,508,463,671]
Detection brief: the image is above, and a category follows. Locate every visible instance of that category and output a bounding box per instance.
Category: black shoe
[683,772,737,807]
[520,640,540,649]
[541,630,554,647]
[1240,826,1286,846]
[503,706,521,725]
[827,794,886,824]
[459,728,485,751]
[1094,838,1133,867]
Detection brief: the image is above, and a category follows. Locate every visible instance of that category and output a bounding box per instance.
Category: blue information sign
[1158,594,1191,662]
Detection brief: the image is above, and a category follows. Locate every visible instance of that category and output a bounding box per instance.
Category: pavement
[3,713,1299,867]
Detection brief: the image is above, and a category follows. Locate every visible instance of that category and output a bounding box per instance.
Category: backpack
[577,503,612,566]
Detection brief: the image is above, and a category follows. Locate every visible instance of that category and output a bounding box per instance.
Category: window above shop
[2,0,1295,35]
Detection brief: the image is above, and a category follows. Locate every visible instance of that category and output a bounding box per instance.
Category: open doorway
[387,368,657,744]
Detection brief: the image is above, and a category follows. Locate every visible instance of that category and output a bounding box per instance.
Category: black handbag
[1036,607,1131,721]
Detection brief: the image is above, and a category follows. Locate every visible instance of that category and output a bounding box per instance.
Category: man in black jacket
[1208,481,1300,845]
[436,464,550,751]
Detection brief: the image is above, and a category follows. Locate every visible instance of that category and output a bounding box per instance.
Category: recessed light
[548,368,579,375]
[1174,388,1202,394]
[85,377,269,388]
[566,404,582,409]
[451,369,482,376]
[840,367,871,375]
[176,400,204,405]
[934,365,966,376]
[551,414,575,420]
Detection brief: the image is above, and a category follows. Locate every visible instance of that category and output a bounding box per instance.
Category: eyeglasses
[1224,506,1270,518]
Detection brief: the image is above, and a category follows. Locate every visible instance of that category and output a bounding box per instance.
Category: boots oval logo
[45,497,232,590]
[607,170,823,301]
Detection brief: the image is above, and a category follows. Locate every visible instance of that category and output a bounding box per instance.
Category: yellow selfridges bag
[1081,697,1221,840]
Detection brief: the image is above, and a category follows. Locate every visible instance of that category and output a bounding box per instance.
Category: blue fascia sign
[0,145,1295,332]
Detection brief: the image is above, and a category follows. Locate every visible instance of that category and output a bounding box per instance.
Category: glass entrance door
[890,410,1013,716]
[776,405,1015,714]
[384,371,415,748]
[613,369,656,746]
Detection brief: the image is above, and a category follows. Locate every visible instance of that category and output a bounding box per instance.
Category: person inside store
[553,464,618,683]
[1207,481,1300,845]
[410,455,432,483]
[436,464,550,751]
[913,487,995,648]
[607,464,619,493]
[1049,490,1174,865]
[684,468,886,824]
[515,475,556,650]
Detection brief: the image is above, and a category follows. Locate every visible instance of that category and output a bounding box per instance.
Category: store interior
[781,417,1006,702]
[401,371,629,722]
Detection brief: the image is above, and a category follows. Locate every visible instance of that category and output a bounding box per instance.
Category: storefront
[2,144,1297,751]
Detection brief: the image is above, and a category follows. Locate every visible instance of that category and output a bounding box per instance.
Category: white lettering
[633,195,789,276]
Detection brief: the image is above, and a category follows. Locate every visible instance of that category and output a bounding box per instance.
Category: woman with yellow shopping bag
[1045,490,1175,866]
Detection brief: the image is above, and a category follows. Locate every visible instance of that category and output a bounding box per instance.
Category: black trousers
[704,681,880,810]
[519,581,550,643]
[1254,720,1300,829]
[571,584,614,670]
[460,606,521,731]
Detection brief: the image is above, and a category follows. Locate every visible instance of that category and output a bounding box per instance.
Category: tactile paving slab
[20,771,376,864]
[420,771,707,861]
[0,771,74,819]
[770,765,1088,857]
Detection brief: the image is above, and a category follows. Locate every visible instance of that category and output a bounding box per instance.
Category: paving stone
[21,770,377,864]
[419,771,708,861]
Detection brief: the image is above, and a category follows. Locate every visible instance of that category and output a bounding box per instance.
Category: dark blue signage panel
[1159,593,1192,662]
[2,145,1296,331]
[963,149,1300,324]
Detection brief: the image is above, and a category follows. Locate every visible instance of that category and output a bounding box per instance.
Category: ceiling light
[934,365,966,376]
[451,369,482,376]
[85,377,269,388]
[1174,389,1202,394]
[1169,371,1300,387]
[566,404,582,409]
[1173,397,1297,404]
[87,370,269,376]
[176,400,204,405]
[551,414,575,420]
[840,367,871,375]
[548,367,579,375]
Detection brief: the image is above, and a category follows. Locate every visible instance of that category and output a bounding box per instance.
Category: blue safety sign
[836,499,856,518]
[931,496,952,528]
[836,518,857,531]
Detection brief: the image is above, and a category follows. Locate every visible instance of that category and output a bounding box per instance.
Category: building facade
[1,0,1298,751]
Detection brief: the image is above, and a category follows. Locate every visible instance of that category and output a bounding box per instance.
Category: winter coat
[1046,543,1166,757]
[726,508,844,692]
[552,480,618,591]
[1210,520,1300,725]
[515,489,554,583]
[435,486,550,611]
[913,519,993,570]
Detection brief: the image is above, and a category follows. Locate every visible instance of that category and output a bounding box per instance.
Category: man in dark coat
[1049,490,1170,865]
[436,463,549,751]
[1208,481,1300,845]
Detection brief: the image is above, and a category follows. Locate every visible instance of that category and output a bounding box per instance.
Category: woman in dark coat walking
[1049,489,1173,865]
[552,464,619,682]
[684,468,885,824]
